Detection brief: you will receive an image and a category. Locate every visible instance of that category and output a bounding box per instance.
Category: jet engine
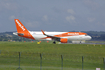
[60,38,68,43]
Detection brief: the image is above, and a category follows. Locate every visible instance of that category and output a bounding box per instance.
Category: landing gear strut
[80,41,81,44]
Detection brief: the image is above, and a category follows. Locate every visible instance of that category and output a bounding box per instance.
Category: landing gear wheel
[53,41,56,44]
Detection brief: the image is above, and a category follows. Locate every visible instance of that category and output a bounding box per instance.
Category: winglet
[41,30,46,35]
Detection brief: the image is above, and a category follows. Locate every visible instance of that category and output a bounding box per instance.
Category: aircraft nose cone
[88,36,92,40]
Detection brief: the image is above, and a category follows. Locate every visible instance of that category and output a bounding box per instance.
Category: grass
[0,41,105,70]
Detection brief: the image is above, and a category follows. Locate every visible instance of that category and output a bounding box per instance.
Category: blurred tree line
[83,31,105,40]
[0,31,105,41]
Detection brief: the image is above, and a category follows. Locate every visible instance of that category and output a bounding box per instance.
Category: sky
[0,0,105,32]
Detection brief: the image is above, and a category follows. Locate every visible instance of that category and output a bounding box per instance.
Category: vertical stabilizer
[14,19,35,40]
[14,19,28,32]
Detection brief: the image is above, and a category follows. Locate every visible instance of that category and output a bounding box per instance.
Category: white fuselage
[28,31,91,41]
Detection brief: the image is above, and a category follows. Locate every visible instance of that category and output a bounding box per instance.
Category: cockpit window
[85,35,89,36]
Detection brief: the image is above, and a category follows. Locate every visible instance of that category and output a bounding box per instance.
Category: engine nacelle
[60,38,68,43]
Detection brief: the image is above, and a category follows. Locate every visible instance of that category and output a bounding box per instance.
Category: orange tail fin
[14,19,35,40]
[14,19,28,32]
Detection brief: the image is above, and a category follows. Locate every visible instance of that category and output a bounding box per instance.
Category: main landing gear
[53,41,56,44]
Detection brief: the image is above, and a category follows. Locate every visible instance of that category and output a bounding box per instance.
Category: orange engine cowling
[60,38,68,43]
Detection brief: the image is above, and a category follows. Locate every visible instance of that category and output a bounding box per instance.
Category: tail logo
[16,20,25,31]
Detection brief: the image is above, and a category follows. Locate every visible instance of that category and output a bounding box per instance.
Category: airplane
[13,19,92,44]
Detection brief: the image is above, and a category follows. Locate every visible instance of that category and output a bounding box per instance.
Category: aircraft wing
[41,30,60,41]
